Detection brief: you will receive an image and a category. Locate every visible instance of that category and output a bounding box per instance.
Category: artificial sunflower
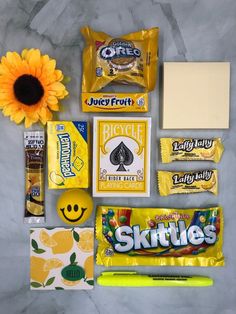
[0,48,69,128]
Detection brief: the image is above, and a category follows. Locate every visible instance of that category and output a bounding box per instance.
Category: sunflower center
[13,74,44,105]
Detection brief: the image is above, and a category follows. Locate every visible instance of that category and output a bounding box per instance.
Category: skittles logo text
[100,39,141,62]
[114,221,216,253]
[57,133,75,178]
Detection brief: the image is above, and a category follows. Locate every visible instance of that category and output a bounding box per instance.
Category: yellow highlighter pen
[97,272,213,287]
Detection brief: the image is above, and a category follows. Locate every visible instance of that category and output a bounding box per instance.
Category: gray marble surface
[0,0,236,313]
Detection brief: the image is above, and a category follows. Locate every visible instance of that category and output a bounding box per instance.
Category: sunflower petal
[28,49,42,72]
[6,52,21,67]
[46,95,58,105]
[49,81,66,92]
[42,59,56,77]
[2,105,14,116]
[24,117,35,128]
[47,101,59,111]
[21,48,29,59]
[10,110,25,124]
[39,107,53,124]
[54,69,63,81]
[41,54,50,65]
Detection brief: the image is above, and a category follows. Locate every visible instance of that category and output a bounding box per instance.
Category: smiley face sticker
[56,189,93,225]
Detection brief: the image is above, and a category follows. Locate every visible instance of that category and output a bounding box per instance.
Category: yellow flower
[0,49,69,128]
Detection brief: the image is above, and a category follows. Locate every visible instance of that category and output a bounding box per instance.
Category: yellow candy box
[47,121,89,189]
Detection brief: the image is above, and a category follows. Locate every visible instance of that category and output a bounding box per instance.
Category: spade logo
[110,142,134,171]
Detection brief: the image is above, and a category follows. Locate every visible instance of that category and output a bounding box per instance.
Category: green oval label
[61,265,85,281]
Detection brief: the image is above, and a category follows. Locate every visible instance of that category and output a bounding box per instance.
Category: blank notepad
[162,62,230,129]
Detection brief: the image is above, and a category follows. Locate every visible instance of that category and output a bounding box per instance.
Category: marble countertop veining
[0,0,236,313]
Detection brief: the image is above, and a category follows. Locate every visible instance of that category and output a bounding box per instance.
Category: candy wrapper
[160,138,224,163]
[81,26,159,112]
[158,170,218,196]
[96,206,224,267]
[24,131,45,223]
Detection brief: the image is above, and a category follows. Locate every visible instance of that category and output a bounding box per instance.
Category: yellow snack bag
[47,121,89,189]
[157,170,218,196]
[96,206,224,267]
[160,138,224,163]
[81,26,159,92]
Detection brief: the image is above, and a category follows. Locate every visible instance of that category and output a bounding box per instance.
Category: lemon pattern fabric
[30,227,94,290]
[47,121,89,189]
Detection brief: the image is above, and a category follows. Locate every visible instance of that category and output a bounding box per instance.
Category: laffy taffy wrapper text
[158,169,218,196]
[160,138,224,163]
[96,206,224,267]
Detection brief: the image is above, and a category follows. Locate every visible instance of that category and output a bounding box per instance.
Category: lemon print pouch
[47,121,89,189]
[24,131,45,223]
[30,227,94,290]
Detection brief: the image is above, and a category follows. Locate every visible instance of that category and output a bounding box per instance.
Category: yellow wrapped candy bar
[158,170,218,196]
[96,206,224,267]
[160,138,224,163]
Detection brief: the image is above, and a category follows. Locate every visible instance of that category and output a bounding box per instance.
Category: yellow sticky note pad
[47,121,89,189]
[162,62,230,129]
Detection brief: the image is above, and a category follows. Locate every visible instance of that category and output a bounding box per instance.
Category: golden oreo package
[160,138,224,163]
[81,26,159,112]
[96,206,224,267]
[158,170,218,196]
[47,121,89,189]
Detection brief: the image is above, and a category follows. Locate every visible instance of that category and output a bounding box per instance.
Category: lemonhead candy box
[47,121,89,189]
[93,117,151,197]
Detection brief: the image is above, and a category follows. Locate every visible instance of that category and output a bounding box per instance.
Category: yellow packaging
[47,121,89,189]
[160,138,224,163]
[80,26,159,112]
[93,117,151,197]
[158,170,218,196]
[24,131,45,223]
[82,93,148,112]
[96,206,224,267]
[81,26,159,92]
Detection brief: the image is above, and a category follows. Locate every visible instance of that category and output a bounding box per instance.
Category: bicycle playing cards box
[93,117,151,197]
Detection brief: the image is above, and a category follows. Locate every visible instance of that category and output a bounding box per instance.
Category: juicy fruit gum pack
[96,206,224,267]
[81,26,159,112]
[47,121,89,189]
[158,170,218,196]
[160,138,224,163]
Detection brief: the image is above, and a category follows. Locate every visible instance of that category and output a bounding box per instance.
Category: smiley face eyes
[66,204,79,212]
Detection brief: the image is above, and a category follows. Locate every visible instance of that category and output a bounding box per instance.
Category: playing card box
[93,117,151,197]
